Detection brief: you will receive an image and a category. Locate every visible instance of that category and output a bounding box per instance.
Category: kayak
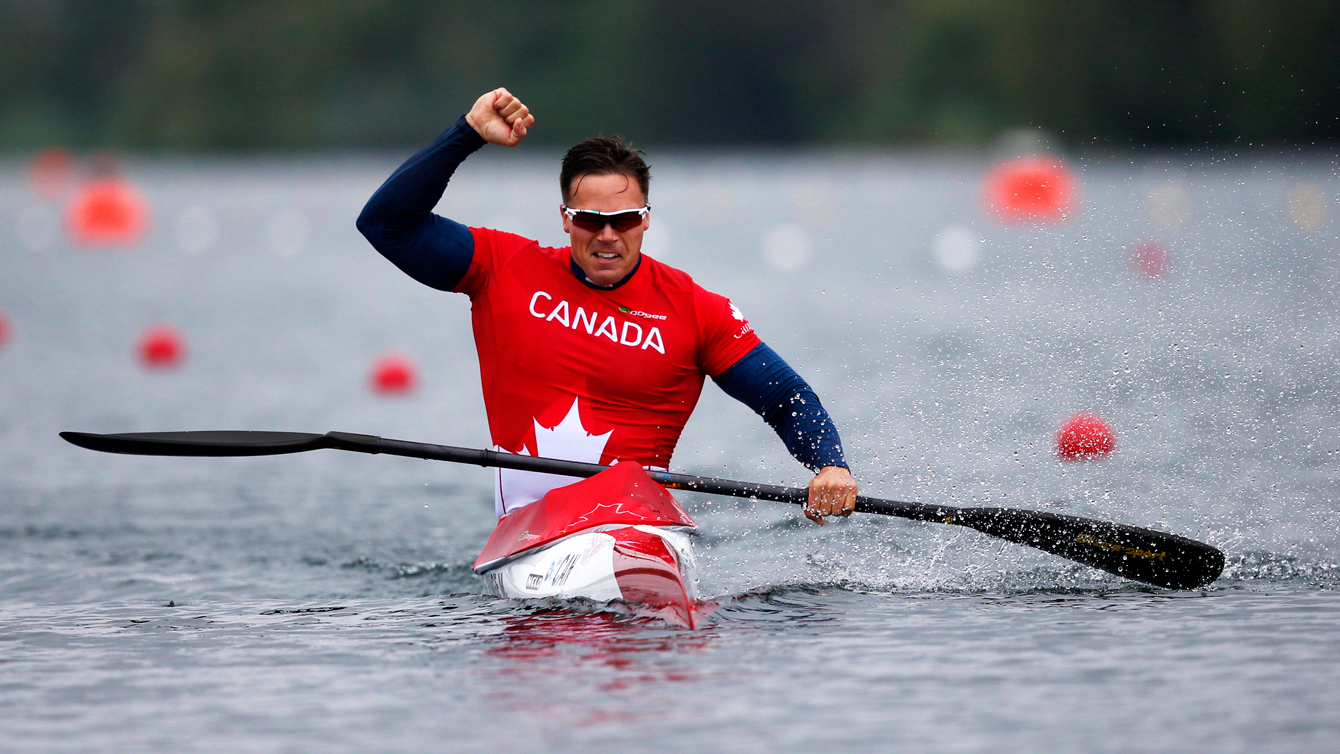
[473,460,703,628]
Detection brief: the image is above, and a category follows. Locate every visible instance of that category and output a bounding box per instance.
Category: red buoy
[0,311,9,348]
[983,156,1077,224]
[66,177,149,247]
[1056,413,1115,462]
[139,325,184,369]
[370,353,417,395]
[29,148,74,200]
[1130,239,1171,279]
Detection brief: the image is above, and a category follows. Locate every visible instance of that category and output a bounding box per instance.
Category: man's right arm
[357,88,535,291]
[355,115,484,292]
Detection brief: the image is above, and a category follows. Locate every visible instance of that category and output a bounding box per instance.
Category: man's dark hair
[560,135,650,204]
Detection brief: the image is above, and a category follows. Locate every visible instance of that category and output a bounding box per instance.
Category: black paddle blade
[952,507,1225,589]
[59,430,331,457]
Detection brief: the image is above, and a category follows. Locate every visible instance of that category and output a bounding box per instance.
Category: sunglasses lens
[571,212,605,232]
[608,212,644,232]
[568,209,645,233]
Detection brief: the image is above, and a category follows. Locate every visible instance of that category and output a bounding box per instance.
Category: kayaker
[357,88,858,525]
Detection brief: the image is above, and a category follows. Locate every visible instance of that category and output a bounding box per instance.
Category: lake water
[1,147,1338,752]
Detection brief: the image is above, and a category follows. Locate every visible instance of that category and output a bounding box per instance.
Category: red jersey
[457,228,761,516]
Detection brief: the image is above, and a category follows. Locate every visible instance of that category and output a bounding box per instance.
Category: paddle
[60,429,1225,590]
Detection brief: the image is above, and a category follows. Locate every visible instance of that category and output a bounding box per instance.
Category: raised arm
[712,342,858,524]
[356,88,535,291]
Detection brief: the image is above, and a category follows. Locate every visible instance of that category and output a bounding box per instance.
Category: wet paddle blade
[952,507,1225,589]
[59,430,331,457]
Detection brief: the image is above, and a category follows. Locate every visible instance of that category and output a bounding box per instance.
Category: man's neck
[570,253,641,290]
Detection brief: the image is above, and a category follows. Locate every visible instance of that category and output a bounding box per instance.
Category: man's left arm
[712,342,859,525]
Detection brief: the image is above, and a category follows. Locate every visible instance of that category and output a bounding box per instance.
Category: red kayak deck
[473,460,696,572]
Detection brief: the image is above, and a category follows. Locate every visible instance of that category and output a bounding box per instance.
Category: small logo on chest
[529,291,666,354]
[618,306,668,320]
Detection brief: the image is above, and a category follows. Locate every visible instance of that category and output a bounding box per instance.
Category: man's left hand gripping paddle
[806,465,858,525]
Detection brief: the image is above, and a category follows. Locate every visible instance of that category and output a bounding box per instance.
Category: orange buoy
[983,156,1077,224]
[1130,239,1171,279]
[370,353,417,395]
[28,148,74,200]
[1056,413,1115,462]
[139,325,184,369]
[67,177,149,247]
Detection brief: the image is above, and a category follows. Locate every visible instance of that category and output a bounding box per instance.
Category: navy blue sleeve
[356,115,486,291]
[711,342,848,472]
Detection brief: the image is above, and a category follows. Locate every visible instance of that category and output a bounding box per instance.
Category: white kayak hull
[472,461,704,628]
[480,525,699,627]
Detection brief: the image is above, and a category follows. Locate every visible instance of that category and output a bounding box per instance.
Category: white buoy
[761,224,811,272]
[691,182,732,226]
[173,205,220,255]
[1146,181,1191,230]
[1287,184,1329,231]
[790,180,838,225]
[266,207,310,258]
[931,225,981,274]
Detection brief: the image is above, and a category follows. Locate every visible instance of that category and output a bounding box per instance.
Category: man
[357,88,857,524]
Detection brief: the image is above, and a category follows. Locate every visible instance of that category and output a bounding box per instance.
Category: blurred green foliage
[2,0,1337,150]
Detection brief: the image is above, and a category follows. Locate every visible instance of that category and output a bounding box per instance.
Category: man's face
[562,172,648,287]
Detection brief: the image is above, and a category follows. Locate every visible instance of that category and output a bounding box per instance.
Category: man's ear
[559,205,571,233]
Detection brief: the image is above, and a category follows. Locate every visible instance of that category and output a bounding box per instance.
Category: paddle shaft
[60,429,1226,589]
[337,433,945,521]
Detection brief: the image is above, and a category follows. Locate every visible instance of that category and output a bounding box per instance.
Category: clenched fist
[805,465,858,525]
[465,88,534,147]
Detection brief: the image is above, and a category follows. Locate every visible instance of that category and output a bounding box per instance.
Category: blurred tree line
[2,0,1337,150]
